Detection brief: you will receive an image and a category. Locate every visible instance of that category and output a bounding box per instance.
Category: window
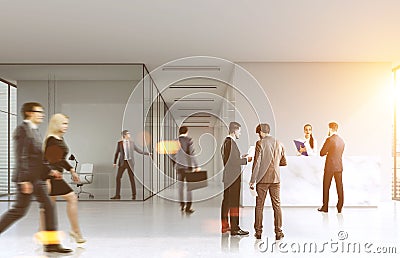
[0,79,17,196]
[393,68,400,200]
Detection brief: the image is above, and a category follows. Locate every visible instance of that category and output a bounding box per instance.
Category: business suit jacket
[113,140,149,167]
[221,136,247,186]
[174,135,198,171]
[320,134,345,172]
[250,135,287,184]
[13,122,51,183]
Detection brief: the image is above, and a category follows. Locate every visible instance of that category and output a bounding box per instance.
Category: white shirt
[23,119,38,129]
[227,135,236,141]
[123,140,130,160]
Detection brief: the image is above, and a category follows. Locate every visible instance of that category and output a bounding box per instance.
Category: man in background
[318,122,345,213]
[112,130,151,200]
[174,126,200,213]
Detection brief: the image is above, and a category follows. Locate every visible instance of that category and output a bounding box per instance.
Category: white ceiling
[1,0,400,70]
[2,1,400,127]
[0,64,143,81]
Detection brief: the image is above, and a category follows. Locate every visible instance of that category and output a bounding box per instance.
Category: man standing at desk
[318,122,345,213]
[221,122,252,236]
[249,123,286,240]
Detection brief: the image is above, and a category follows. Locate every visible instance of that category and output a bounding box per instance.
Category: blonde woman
[42,113,86,243]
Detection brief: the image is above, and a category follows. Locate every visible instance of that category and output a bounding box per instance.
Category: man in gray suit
[111,130,151,200]
[174,126,200,213]
[318,122,345,213]
[249,123,286,240]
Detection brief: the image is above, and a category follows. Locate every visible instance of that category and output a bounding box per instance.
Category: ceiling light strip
[174,99,214,102]
[169,86,217,89]
[162,66,220,71]
[178,108,213,111]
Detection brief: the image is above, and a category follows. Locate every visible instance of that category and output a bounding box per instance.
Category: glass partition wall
[142,67,177,199]
[0,64,177,201]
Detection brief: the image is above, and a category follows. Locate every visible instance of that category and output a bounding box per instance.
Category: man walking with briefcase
[174,126,200,214]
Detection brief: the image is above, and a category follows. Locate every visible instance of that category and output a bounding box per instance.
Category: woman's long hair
[43,113,69,151]
[304,124,314,149]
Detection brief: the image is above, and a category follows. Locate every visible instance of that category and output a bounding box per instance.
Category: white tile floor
[0,185,400,258]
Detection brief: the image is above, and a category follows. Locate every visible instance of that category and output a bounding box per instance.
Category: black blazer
[320,134,345,172]
[221,137,247,186]
[44,136,73,173]
[13,122,51,183]
[113,140,149,167]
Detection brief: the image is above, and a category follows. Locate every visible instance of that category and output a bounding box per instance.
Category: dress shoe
[317,207,328,213]
[44,244,73,253]
[254,233,261,239]
[70,231,86,244]
[275,232,284,240]
[185,209,195,214]
[110,195,120,200]
[231,229,249,236]
[221,227,230,234]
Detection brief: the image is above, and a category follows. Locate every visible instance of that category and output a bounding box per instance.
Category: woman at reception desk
[295,124,318,156]
[242,123,379,207]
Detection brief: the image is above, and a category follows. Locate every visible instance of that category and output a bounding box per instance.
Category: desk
[242,156,380,206]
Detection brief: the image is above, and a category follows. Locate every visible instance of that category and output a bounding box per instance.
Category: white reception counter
[241,155,380,207]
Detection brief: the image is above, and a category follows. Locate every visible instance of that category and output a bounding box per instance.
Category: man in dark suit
[111,130,151,200]
[318,122,345,213]
[221,122,252,236]
[249,124,286,240]
[0,102,72,253]
[174,126,200,213]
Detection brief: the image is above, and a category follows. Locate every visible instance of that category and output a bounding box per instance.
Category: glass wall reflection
[0,64,177,201]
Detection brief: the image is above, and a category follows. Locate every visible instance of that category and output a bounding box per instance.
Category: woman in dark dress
[43,113,86,244]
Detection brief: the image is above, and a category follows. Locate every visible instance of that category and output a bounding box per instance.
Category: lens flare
[135,130,152,147]
[33,231,63,245]
[156,140,180,154]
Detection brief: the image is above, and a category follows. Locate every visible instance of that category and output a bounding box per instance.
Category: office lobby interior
[1,1,400,257]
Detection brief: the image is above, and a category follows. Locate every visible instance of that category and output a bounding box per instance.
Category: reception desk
[242,155,380,207]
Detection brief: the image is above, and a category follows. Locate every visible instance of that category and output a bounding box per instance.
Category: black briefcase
[185,170,208,191]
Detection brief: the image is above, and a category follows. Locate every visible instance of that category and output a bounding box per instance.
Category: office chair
[74,163,94,199]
